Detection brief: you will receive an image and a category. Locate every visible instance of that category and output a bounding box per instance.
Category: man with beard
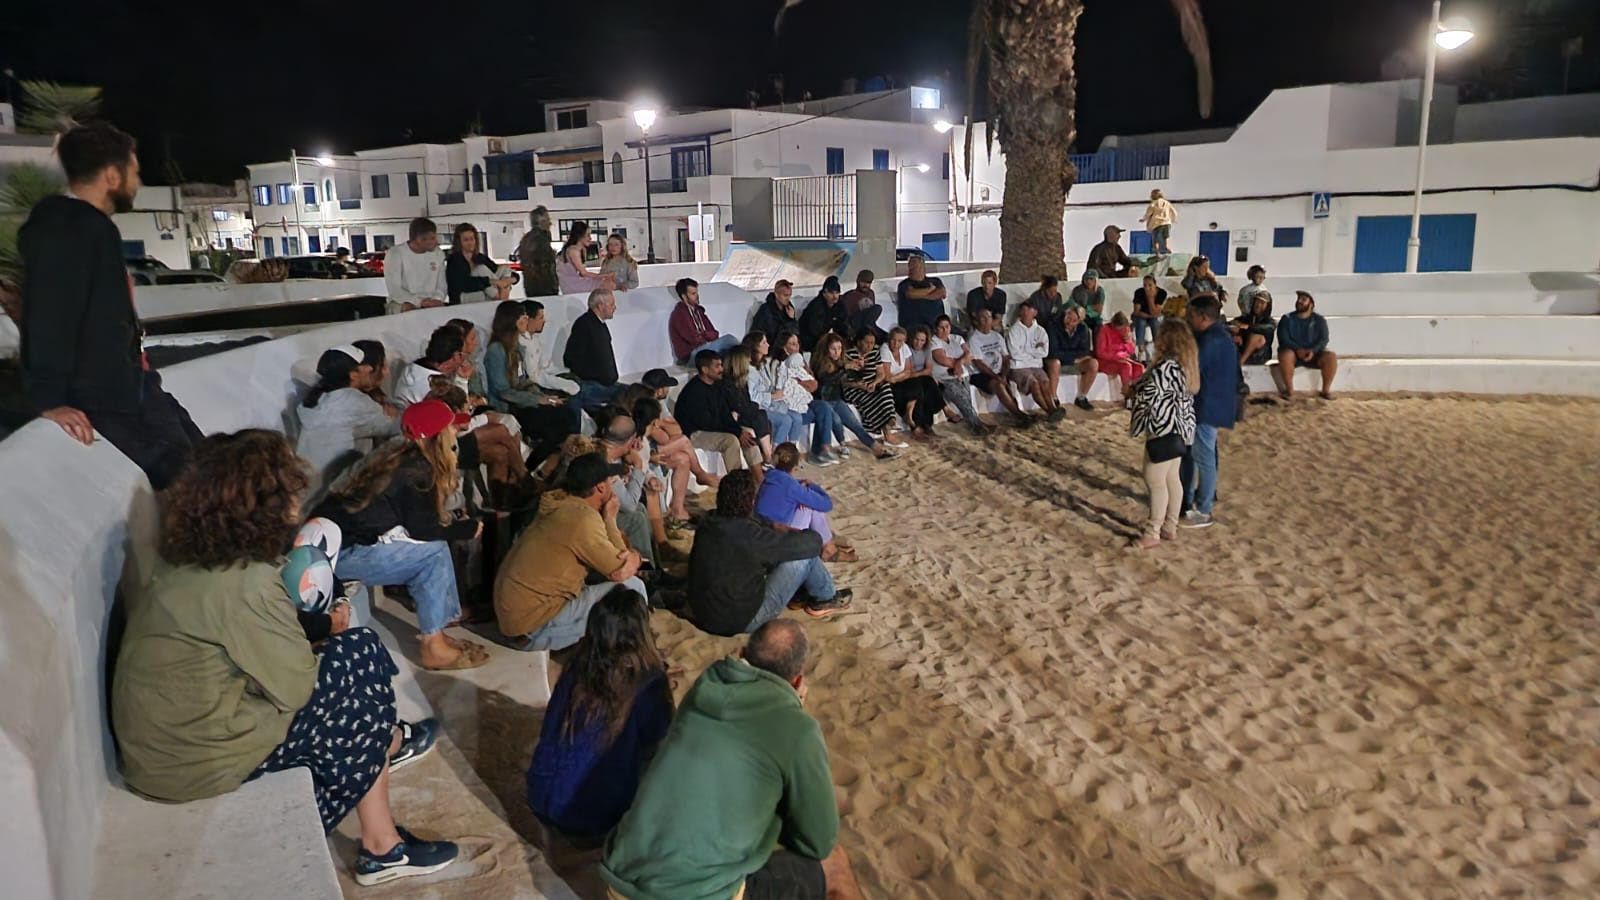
[1275,291,1338,401]
[20,122,202,489]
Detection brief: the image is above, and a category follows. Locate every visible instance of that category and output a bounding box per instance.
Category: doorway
[1197,230,1230,275]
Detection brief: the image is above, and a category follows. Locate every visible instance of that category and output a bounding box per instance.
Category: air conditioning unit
[487,138,507,154]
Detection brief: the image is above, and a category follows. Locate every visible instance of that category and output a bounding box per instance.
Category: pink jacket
[1095,325,1135,363]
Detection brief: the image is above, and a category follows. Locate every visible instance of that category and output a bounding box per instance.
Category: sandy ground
[348,394,1600,899]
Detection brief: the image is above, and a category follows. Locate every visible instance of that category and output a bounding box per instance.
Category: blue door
[1197,230,1230,275]
[920,232,950,261]
[121,240,147,259]
[1128,230,1153,254]
[1353,214,1476,273]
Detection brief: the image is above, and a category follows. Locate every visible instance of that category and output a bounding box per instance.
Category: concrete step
[1314,315,1600,360]
[1243,357,1600,397]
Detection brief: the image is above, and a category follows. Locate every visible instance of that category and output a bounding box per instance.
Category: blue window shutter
[1129,231,1153,254]
[872,149,889,171]
[1273,227,1304,248]
[826,147,844,175]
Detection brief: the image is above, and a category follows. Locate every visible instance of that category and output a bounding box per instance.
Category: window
[826,147,844,175]
[370,174,390,198]
[942,152,950,180]
[669,146,709,183]
[471,164,484,192]
[909,85,941,110]
[558,218,607,260]
[406,172,419,196]
[307,235,322,253]
[582,159,607,184]
[350,234,368,253]
[555,107,588,130]
[1129,230,1153,254]
[872,149,889,171]
[276,183,292,205]
[280,236,291,255]
[211,209,230,222]
[373,234,395,251]
[302,183,316,206]
[323,179,333,201]
[1273,227,1305,248]
[253,184,272,206]
[611,152,623,184]
[121,240,146,259]
[261,239,274,258]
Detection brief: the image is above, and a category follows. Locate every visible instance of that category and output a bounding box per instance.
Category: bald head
[744,619,809,684]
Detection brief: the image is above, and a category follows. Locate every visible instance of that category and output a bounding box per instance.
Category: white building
[245,89,955,264]
[953,81,1600,275]
[180,180,253,253]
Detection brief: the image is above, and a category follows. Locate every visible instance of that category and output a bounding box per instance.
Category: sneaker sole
[389,743,434,773]
[354,857,457,886]
[1178,520,1214,529]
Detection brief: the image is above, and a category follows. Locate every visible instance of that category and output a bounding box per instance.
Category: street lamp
[932,119,954,134]
[1406,2,1475,273]
[288,149,336,255]
[633,106,659,264]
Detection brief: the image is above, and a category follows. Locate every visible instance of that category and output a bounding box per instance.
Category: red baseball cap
[400,399,471,440]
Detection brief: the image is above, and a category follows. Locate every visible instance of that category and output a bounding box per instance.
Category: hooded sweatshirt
[750,292,799,342]
[1276,299,1330,354]
[600,658,839,900]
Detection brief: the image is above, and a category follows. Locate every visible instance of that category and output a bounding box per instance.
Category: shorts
[969,372,1004,395]
[1008,367,1048,393]
[743,850,826,900]
[1290,350,1331,369]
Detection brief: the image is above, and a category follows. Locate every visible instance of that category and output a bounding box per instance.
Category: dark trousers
[890,376,942,429]
[86,371,203,490]
[506,401,582,461]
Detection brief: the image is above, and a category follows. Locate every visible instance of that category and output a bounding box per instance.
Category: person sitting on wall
[668,276,738,364]
[1023,274,1069,325]
[111,430,462,886]
[882,325,944,440]
[1094,311,1147,395]
[1131,274,1167,360]
[1086,225,1134,279]
[1006,301,1065,423]
[686,470,852,636]
[19,121,204,490]
[967,308,1033,428]
[563,288,626,412]
[1231,290,1277,366]
[445,223,516,305]
[751,279,800,342]
[393,325,524,491]
[296,345,399,488]
[929,314,991,436]
[517,299,586,428]
[495,452,647,651]
[385,217,449,312]
[966,269,1008,329]
[484,300,581,459]
[1275,291,1338,400]
[839,269,886,341]
[1047,304,1100,412]
[1237,264,1269,316]
[799,276,851,352]
[1069,269,1107,337]
[675,349,765,475]
[601,619,866,900]
[895,254,948,335]
[1182,255,1228,309]
[526,586,674,845]
[557,221,616,295]
[599,234,641,292]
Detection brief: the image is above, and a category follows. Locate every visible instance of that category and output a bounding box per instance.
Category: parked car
[282,255,343,279]
[125,256,171,272]
[354,250,385,275]
[129,270,225,286]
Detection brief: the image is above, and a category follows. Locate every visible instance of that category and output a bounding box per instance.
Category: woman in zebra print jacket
[1128,320,1199,549]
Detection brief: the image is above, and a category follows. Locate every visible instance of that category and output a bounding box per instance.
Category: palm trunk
[997,140,1075,283]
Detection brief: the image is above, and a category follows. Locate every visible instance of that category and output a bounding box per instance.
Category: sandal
[833,546,859,563]
[424,643,489,671]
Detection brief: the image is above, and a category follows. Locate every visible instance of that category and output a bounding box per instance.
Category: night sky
[2,0,1596,183]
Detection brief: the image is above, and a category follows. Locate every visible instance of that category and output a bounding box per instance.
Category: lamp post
[633,106,659,264]
[288,149,336,255]
[1406,2,1475,273]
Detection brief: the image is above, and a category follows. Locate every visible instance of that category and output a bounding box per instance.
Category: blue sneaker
[389,718,439,772]
[353,827,459,886]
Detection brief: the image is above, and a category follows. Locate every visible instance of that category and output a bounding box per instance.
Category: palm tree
[777,1,1213,282]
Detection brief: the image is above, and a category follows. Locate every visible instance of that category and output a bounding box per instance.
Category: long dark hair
[560,586,670,745]
[451,222,480,260]
[489,300,525,387]
[304,348,358,408]
[560,220,590,257]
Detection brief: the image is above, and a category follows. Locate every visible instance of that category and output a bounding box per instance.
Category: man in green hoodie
[601,620,864,900]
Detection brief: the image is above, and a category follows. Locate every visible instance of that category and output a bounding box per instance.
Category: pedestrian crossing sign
[1312,192,1332,219]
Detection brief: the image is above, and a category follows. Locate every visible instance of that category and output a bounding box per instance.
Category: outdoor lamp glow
[632,107,657,132]
[932,119,954,134]
[1436,18,1474,50]
[913,163,930,173]
[314,152,334,166]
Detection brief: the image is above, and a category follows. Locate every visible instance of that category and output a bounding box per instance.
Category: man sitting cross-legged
[1275,290,1339,400]
[676,349,764,474]
[686,469,852,636]
[601,618,866,900]
[967,308,1033,428]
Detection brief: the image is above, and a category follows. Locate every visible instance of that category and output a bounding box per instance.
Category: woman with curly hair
[314,399,489,670]
[526,586,672,842]
[111,430,461,886]
[809,333,896,461]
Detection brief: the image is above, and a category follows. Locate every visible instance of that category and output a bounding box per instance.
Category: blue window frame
[1129,230,1153,254]
[121,240,146,259]
[872,149,889,171]
[261,239,274,258]
[280,236,291,255]
[942,152,950,180]
[1273,227,1305,248]
[406,172,419,196]
[302,183,316,205]
[826,147,844,175]
[307,235,321,253]
[252,184,272,206]
[371,174,390,198]
[350,234,368,254]
[276,183,292,205]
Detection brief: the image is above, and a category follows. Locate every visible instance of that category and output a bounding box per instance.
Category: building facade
[953,81,1600,275]
[245,90,955,264]
[181,180,252,252]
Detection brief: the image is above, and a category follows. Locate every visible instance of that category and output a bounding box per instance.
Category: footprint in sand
[886,832,939,880]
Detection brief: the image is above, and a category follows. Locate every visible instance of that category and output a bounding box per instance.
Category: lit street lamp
[633,106,659,264]
[1406,2,1475,273]
[288,148,335,255]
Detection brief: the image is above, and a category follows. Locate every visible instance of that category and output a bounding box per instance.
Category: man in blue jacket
[1275,291,1339,400]
[1180,294,1239,528]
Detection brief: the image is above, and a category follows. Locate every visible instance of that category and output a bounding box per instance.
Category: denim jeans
[572,380,623,413]
[1181,423,1220,515]
[1152,224,1171,255]
[519,576,648,650]
[767,407,805,447]
[690,334,740,360]
[818,400,875,450]
[336,541,461,636]
[806,400,836,457]
[746,557,835,633]
[1133,316,1161,348]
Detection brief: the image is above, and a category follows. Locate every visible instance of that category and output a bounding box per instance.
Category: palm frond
[16,80,103,134]
[1168,0,1214,118]
[0,164,67,214]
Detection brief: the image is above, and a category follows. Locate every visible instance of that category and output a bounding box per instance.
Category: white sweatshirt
[384,241,446,307]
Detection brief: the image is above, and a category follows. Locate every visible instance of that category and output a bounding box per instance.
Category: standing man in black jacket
[674,350,763,474]
[20,122,202,489]
[687,470,852,636]
[562,288,623,412]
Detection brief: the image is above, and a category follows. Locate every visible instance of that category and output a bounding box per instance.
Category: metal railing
[495,184,529,201]
[339,198,362,210]
[772,174,856,240]
[436,191,465,205]
[1068,146,1171,184]
[649,178,688,194]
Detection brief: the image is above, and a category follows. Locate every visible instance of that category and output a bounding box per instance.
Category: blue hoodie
[1194,320,1240,429]
[1277,304,1330,354]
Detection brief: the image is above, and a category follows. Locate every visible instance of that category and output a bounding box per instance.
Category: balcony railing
[1068,146,1171,184]
[648,178,688,194]
[495,184,529,201]
[437,191,465,205]
[772,174,856,240]
[339,199,362,210]
[551,183,591,198]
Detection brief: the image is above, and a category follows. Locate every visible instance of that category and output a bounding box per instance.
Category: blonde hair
[604,234,636,265]
[334,430,460,526]
[725,344,753,391]
[1153,319,1200,395]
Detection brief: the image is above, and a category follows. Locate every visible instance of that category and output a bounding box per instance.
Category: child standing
[1140,189,1177,256]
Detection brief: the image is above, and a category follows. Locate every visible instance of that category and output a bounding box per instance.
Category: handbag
[1145,432,1186,463]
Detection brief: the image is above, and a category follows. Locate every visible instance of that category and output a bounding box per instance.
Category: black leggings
[890,377,942,430]
[505,401,581,460]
